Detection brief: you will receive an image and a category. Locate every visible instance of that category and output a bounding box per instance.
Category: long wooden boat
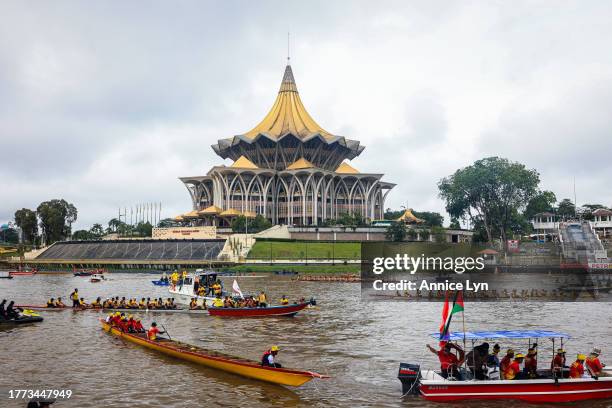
[100,320,327,386]
[208,302,310,317]
[16,305,209,314]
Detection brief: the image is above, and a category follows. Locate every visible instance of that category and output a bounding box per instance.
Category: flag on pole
[439,290,464,343]
[232,279,243,298]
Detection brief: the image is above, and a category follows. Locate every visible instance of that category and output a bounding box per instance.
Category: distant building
[178,64,395,226]
[530,210,612,241]
[592,208,612,240]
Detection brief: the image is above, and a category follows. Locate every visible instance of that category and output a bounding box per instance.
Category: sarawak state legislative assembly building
[178,64,395,227]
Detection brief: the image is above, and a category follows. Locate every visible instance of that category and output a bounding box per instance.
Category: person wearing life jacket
[261,345,282,368]
[523,346,538,378]
[258,291,268,307]
[427,343,465,380]
[78,298,88,308]
[197,285,206,297]
[569,354,586,378]
[126,315,136,333]
[189,298,200,310]
[91,297,102,308]
[500,349,515,379]
[138,298,146,309]
[55,297,65,307]
[551,348,567,378]
[586,348,608,377]
[112,312,122,326]
[213,281,222,297]
[213,296,224,308]
[505,353,525,380]
[147,322,165,341]
[47,298,56,308]
[280,295,289,306]
[70,289,80,307]
[133,318,145,333]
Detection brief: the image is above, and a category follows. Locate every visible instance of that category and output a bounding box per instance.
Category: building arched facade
[179,64,394,226]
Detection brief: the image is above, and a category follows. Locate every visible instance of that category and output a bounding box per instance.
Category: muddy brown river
[1,273,611,407]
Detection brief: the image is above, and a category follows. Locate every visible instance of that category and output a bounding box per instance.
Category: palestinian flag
[439,290,464,343]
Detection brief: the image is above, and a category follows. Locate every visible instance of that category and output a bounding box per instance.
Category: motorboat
[399,330,612,403]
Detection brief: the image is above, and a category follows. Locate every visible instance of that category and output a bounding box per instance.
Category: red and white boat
[9,267,37,276]
[399,330,612,403]
[208,302,310,318]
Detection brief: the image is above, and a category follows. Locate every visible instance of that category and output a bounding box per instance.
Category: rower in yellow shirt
[213,296,224,307]
[258,291,268,307]
[280,295,289,306]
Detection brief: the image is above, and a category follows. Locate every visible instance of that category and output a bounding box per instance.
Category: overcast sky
[1,1,611,230]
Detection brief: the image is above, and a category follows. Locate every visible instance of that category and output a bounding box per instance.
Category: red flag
[439,291,450,347]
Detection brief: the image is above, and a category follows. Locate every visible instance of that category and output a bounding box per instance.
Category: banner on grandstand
[152,226,217,239]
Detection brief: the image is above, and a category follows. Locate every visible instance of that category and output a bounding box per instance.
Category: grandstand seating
[36,239,225,261]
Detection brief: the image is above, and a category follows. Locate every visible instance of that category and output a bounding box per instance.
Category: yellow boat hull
[101,321,320,387]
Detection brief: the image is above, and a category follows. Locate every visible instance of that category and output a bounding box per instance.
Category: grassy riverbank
[247,240,361,261]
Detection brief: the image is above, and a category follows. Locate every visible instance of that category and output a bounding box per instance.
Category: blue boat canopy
[433,330,570,341]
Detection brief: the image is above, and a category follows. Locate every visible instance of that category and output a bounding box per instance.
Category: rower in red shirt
[133,318,145,333]
[569,354,586,378]
[551,348,567,378]
[586,348,607,377]
[505,353,525,380]
[500,349,514,379]
[427,342,465,379]
[147,322,165,341]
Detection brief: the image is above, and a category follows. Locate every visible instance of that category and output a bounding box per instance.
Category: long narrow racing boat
[399,330,612,403]
[208,302,310,317]
[16,305,209,314]
[100,320,327,386]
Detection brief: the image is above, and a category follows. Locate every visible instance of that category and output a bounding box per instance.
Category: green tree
[431,226,446,243]
[72,230,92,240]
[406,228,417,240]
[419,228,431,241]
[89,223,104,238]
[438,157,540,246]
[579,204,607,221]
[157,218,178,228]
[107,218,123,233]
[135,221,153,237]
[413,211,444,227]
[231,215,272,233]
[557,199,576,220]
[524,191,557,220]
[385,221,406,242]
[37,199,78,244]
[14,208,38,243]
[0,225,19,244]
[449,217,461,230]
[384,208,403,220]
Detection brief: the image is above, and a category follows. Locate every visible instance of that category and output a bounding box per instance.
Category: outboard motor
[398,363,421,395]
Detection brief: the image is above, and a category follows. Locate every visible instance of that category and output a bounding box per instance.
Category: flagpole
[461,290,467,370]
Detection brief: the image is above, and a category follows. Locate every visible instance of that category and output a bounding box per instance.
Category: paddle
[161,323,172,340]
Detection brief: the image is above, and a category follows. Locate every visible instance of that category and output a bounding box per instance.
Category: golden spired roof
[243,65,335,140]
[396,209,425,224]
[335,161,359,174]
[286,157,315,170]
[231,155,259,169]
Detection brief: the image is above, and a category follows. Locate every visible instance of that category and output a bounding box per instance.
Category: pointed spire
[279,64,298,93]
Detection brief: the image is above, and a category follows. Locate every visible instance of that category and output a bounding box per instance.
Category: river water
[1,273,611,408]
